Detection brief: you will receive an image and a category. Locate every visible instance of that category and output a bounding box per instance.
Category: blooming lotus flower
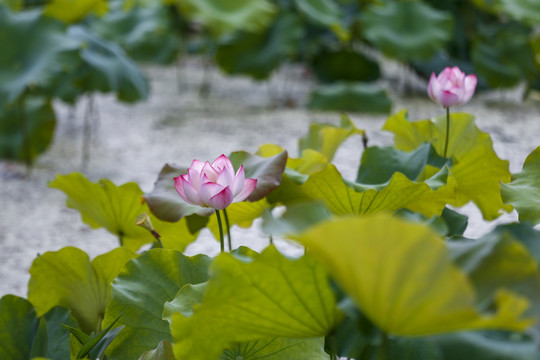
[174,155,257,211]
[428,66,477,108]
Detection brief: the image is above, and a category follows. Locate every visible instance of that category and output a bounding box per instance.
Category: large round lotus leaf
[0,97,56,164]
[66,25,149,103]
[499,0,540,26]
[90,2,180,64]
[362,1,453,61]
[311,49,380,83]
[103,249,211,360]
[307,82,391,113]
[43,0,108,23]
[292,0,342,28]
[215,12,303,80]
[28,247,136,334]
[292,214,534,336]
[170,246,341,359]
[0,7,80,107]
[178,0,276,35]
[472,25,537,89]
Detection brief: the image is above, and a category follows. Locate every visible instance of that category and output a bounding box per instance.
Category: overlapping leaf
[311,49,380,84]
[501,146,540,225]
[362,1,453,61]
[293,214,534,336]
[50,172,198,251]
[138,340,175,360]
[383,110,512,220]
[103,249,211,360]
[170,246,341,359]
[302,163,456,218]
[0,296,76,360]
[27,247,136,334]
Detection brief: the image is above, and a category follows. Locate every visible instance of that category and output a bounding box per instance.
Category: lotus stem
[223,208,232,251]
[443,107,450,158]
[216,210,225,253]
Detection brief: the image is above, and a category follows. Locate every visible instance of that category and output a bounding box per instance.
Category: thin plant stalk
[215,210,225,253]
[443,107,450,158]
[223,208,232,251]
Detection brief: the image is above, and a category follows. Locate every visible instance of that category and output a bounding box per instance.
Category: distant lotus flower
[174,155,257,211]
[428,66,477,108]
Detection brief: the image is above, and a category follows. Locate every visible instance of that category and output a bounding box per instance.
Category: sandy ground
[1,58,540,298]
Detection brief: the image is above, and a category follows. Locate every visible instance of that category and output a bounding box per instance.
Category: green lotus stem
[376,333,388,360]
[216,210,225,253]
[443,107,450,158]
[223,208,232,251]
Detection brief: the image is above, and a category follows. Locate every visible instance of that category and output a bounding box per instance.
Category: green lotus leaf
[261,201,331,237]
[0,7,80,107]
[179,0,276,35]
[90,2,180,64]
[170,245,341,359]
[215,12,303,80]
[472,25,536,89]
[27,247,135,335]
[292,214,534,336]
[501,146,540,225]
[0,0,22,10]
[66,25,149,103]
[362,1,453,61]
[50,172,197,251]
[383,110,512,220]
[103,249,211,360]
[311,49,380,83]
[449,227,540,315]
[0,296,77,360]
[43,0,108,23]
[138,340,175,360]
[0,97,56,165]
[302,163,456,218]
[299,114,364,163]
[307,82,392,113]
[228,149,288,201]
[144,163,214,223]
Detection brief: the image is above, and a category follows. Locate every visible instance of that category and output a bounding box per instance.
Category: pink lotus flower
[174,155,257,211]
[428,66,477,108]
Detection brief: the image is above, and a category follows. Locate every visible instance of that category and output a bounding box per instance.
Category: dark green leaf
[261,201,331,236]
[138,340,175,360]
[307,82,391,113]
[77,309,126,359]
[66,25,149,103]
[311,49,380,83]
[0,7,79,107]
[362,1,453,61]
[215,12,303,80]
[29,317,48,358]
[0,97,56,164]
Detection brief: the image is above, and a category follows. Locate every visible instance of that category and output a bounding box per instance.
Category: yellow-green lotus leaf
[50,173,197,251]
[44,0,108,23]
[383,110,512,220]
[170,245,341,359]
[302,164,456,218]
[292,214,534,336]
